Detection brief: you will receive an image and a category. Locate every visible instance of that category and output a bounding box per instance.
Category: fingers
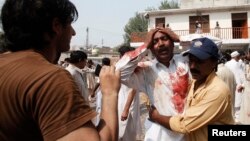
[110,65,115,73]
[99,65,121,96]
[150,104,156,109]
[121,116,128,121]
[100,66,115,76]
[145,28,159,49]
[148,104,156,115]
[145,27,180,49]
[148,104,156,121]
[158,27,180,42]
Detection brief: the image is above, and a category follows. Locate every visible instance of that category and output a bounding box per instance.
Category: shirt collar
[153,56,176,68]
[193,71,217,89]
[68,64,83,73]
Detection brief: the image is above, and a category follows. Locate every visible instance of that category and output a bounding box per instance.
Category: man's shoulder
[210,75,231,95]
[65,65,80,75]
[1,51,62,72]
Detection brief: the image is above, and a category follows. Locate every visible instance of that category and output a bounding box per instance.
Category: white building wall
[165,14,190,30]
[148,14,193,30]
[148,17,155,30]
[149,10,250,30]
[148,12,232,31]
[142,1,250,50]
[180,0,249,9]
[209,12,232,28]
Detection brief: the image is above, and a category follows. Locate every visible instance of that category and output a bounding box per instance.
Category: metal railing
[131,27,250,42]
[174,27,249,39]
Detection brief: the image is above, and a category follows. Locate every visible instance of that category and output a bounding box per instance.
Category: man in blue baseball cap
[148,37,235,141]
[183,37,220,60]
[183,37,220,80]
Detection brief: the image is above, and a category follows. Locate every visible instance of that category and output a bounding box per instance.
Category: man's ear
[52,18,62,35]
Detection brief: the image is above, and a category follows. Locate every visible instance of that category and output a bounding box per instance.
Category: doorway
[232,13,248,38]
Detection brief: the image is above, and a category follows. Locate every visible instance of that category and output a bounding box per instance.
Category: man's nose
[189,61,197,69]
[157,39,165,47]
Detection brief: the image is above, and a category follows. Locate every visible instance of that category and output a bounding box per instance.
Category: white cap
[230,51,240,58]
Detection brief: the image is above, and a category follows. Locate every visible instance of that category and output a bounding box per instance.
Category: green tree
[123,12,148,46]
[122,0,179,46]
[159,0,179,10]
[145,7,157,11]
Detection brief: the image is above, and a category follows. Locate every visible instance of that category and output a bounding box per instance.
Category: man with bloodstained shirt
[115,27,191,141]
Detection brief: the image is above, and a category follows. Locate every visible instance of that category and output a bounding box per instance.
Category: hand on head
[145,27,180,49]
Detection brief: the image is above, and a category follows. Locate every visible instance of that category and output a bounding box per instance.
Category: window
[189,15,210,33]
[155,18,165,28]
[232,13,248,38]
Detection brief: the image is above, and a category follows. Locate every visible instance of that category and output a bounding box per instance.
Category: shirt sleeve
[33,69,96,141]
[115,45,148,91]
[170,84,231,134]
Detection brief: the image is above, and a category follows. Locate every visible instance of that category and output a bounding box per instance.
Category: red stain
[170,67,189,113]
[125,44,146,59]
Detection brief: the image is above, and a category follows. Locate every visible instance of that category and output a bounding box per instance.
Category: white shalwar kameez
[225,59,245,121]
[116,45,191,141]
[118,84,142,141]
[65,64,88,101]
[239,63,250,124]
[94,83,142,141]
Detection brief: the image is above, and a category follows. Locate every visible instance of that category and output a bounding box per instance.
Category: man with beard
[115,27,191,141]
[148,37,235,141]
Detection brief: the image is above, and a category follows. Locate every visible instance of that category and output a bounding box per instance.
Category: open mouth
[159,49,169,56]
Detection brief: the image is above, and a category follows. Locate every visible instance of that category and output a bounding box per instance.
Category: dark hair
[0,33,8,53]
[64,57,70,62]
[68,50,87,64]
[118,45,135,57]
[102,57,111,66]
[1,0,78,52]
[87,59,94,65]
[219,52,231,64]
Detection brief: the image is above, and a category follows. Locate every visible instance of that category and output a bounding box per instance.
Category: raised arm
[115,44,148,83]
[57,66,121,141]
[97,66,121,141]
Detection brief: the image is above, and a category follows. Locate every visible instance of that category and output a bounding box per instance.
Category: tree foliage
[159,0,179,10]
[122,0,179,46]
[123,12,148,46]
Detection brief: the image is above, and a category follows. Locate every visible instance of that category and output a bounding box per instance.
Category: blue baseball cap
[183,37,220,60]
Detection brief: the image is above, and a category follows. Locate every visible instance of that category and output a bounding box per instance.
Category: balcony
[131,27,250,52]
[131,27,249,42]
[176,27,249,39]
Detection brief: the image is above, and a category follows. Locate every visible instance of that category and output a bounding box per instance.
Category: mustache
[158,46,169,52]
[190,69,200,74]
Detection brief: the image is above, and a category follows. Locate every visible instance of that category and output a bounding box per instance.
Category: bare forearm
[123,89,136,113]
[149,106,172,130]
[97,66,120,141]
[98,93,118,141]
[154,115,172,130]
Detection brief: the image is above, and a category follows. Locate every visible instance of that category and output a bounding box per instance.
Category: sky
[0,0,166,48]
[70,0,165,48]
